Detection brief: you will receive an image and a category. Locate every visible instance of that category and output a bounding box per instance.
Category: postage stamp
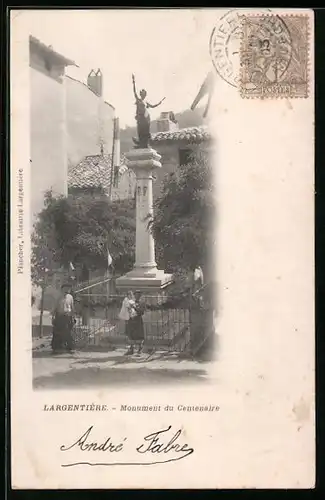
[240,15,309,98]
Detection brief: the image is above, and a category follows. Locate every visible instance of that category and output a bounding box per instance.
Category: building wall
[30,66,67,221]
[152,144,179,200]
[152,142,206,200]
[66,76,115,168]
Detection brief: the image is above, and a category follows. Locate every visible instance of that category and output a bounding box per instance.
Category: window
[179,149,193,166]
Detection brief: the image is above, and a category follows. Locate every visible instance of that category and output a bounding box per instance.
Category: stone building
[30,36,75,221]
[29,36,116,222]
[151,112,212,200]
[66,73,115,168]
[68,153,136,201]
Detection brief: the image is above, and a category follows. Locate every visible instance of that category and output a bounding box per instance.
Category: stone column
[116,148,173,292]
[133,149,158,275]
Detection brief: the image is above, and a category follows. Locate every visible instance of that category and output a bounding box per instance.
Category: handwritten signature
[60,425,194,467]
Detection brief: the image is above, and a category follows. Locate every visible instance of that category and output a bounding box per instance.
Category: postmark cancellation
[240,15,309,99]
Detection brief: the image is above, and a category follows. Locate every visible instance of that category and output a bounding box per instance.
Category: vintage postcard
[10,8,315,489]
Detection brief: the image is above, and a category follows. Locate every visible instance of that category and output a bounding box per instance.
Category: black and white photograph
[28,11,217,389]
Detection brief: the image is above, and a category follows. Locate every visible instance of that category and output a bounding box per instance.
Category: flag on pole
[107,247,113,268]
[191,71,215,118]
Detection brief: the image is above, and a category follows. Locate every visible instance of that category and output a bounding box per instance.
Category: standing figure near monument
[126,290,146,355]
[51,284,75,354]
[119,291,136,339]
[193,265,204,292]
[132,74,166,149]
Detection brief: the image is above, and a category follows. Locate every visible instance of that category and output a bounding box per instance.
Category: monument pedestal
[116,148,173,293]
[116,269,173,293]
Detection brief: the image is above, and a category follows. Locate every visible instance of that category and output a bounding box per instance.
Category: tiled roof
[151,125,211,144]
[29,35,78,67]
[68,154,129,191]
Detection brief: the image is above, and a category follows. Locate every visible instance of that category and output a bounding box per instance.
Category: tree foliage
[31,189,136,285]
[151,148,216,274]
[32,148,216,287]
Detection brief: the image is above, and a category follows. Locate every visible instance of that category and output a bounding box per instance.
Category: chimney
[156,111,179,132]
[87,68,103,96]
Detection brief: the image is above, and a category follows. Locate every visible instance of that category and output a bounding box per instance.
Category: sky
[22,9,216,127]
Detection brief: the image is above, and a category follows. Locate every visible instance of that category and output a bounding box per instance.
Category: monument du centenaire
[116,74,173,293]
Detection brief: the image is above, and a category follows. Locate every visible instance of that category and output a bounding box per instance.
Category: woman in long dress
[119,291,136,351]
[123,291,136,336]
[126,291,145,355]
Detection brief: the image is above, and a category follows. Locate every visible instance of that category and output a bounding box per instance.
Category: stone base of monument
[116,269,173,293]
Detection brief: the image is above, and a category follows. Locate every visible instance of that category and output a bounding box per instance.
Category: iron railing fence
[72,293,191,352]
[70,278,215,356]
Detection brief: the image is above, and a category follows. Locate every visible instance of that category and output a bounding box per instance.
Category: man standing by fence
[51,284,75,354]
[193,265,204,293]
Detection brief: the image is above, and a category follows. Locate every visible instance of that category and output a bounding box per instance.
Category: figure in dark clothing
[125,290,145,355]
[51,284,75,353]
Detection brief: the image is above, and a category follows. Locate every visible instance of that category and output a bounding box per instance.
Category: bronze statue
[132,74,166,148]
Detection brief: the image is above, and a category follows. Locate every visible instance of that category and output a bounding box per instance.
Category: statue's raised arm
[147,97,166,109]
[132,74,139,100]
